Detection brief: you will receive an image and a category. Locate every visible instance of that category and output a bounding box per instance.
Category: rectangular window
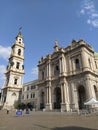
[27,94,29,99]
[27,86,29,91]
[33,93,35,98]
[31,93,32,98]
[54,65,60,76]
[31,86,36,89]
[42,71,44,80]
[22,95,24,99]
[75,59,80,70]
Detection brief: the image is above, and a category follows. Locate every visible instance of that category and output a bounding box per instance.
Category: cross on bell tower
[1,29,25,109]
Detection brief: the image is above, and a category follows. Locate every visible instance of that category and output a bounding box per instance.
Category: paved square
[0,110,98,130]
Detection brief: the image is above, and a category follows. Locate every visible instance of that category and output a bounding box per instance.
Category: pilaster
[45,81,52,111]
[61,83,70,112]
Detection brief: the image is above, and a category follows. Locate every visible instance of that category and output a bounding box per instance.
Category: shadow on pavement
[52,126,97,130]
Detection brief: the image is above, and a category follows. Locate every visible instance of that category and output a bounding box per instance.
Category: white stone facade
[37,40,98,111]
[1,35,98,112]
[1,31,25,109]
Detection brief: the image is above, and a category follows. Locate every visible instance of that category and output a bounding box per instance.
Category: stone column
[69,57,72,75]
[74,86,79,110]
[85,77,94,99]
[61,83,70,111]
[71,82,76,110]
[61,84,64,103]
[46,82,52,111]
[49,86,52,104]
[47,61,51,79]
[63,56,66,74]
[95,82,98,100]
[48,62,51,79]
[46,87,48,104]
[61,54,66,75]
[47,64,49,78]
[59,55,65,75]
[81,49,88,70]
[64,83,70,111]
[59,58,62,75]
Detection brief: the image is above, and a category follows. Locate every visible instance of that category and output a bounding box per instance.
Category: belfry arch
[77,85,86,109]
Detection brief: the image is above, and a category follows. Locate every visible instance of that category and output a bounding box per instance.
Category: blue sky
[0,0,98,88]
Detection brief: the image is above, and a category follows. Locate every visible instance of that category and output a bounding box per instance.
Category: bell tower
[1,30,25,109]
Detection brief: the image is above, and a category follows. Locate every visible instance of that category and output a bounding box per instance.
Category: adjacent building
[21,80,38,109]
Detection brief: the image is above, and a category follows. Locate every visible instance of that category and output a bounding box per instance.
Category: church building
[37,40,98,111]
[1,32,98,112]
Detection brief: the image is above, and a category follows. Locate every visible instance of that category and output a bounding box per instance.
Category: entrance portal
[78,86,86,109]
[40,91,45,109]
[54,87,61,109]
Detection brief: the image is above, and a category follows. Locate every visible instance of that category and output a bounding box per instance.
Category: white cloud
[84,0,94,11]
[91,13,98,18]
[0,65,6,88]
[32,67,38,75]
[0,65,6,74]
[87,19,91,24]
[91,19,98,27]
[0,45,11,60]
[80,0,98,28]
[80,9,85,14]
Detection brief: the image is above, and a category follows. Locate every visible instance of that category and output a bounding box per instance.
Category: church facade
[1,32,98,111]
[37,40,98,111]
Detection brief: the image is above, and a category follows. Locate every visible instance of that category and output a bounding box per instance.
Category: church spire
[15,27,24,45]
[16,27,23,39]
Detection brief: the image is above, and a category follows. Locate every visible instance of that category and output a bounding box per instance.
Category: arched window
[75,59,80,70]
[14,79,18,85]
[12,93,16,96]
[19,38,22,44]
[54,65,60,76]
[78,86,86,109]
[40,91,45,109]
[16,62,20,69]
[18,49,21,56]
[42,71,44,80]
[22,65,24,70]
[54,87,61,109]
